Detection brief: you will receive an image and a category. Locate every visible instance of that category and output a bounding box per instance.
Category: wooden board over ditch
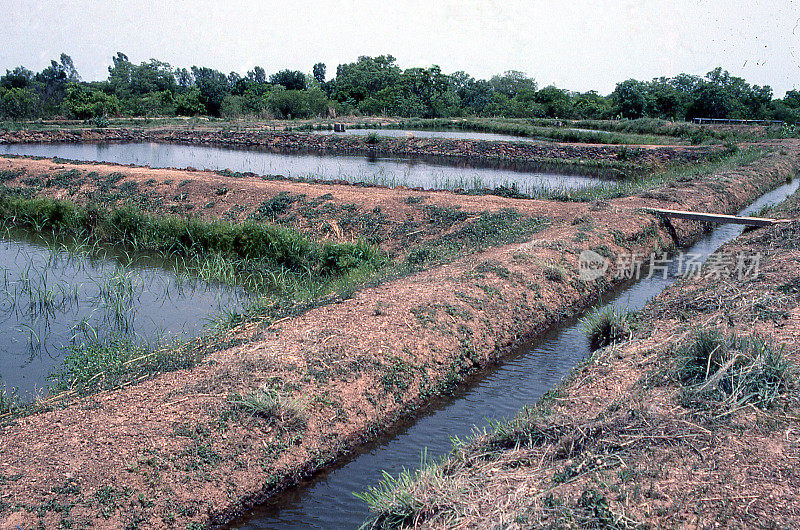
[646,207,792,227]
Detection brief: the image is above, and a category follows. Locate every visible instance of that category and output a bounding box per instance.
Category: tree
[639,77,680,119]
[313,62,326,84]
[175,68,194,88]
[247,66,266,85]
[269,69,306,91]
[0,87,40,119]
[59,54,80,82]
[611,79,647,119]
[534,86,572,118]
[784,90,800,109]
[34,54,80,113]
[1,67,34,89]
[333,55,401,107]
[108,52,133,94]
[190,66,229,116]
[108,54,176,97]
[686,82,732,119]
[573,91,612,119]
[489,71,537,99]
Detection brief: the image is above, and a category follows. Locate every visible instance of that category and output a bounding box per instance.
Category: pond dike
[0,143,795,529]
[0,127,709,169]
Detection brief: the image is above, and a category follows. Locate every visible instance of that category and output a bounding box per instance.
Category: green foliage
[312,62,326,84]
[356,452,445,529]
[0,194,386,279]
[190,66,228,116]
[270,69,307,91]
[175,86,205,116]
[612,79,647,119]
[0,87,40,120]
[61,84,120,119]
[0,51,792,123]
[93,114,110,128]
[267,88,328,119]
[51,335,199,395]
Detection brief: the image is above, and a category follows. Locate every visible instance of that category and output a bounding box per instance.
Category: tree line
[1,53,798,123]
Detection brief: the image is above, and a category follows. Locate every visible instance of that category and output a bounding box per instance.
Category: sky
[3,0,800,97]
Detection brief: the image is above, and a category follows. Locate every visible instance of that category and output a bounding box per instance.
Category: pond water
[310,127,542,143]
[0,231,246,400]
[0,142,610,192]
[233,179,799,529]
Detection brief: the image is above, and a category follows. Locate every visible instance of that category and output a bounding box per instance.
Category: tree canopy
[0,53,796,124]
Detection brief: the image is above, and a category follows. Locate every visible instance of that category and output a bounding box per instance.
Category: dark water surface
[234,180,798,529]
[0,231,246,399]
[0,142,608,192]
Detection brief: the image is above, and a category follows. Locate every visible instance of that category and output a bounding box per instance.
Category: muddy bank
[375,200,800,528]
[0,145,796,529]
[0,127,710,169]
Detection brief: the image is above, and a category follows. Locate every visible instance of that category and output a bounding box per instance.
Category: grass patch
[405,209,548,269]
[356,452,450,530]
[225,384,307,432]
[474,146,766,203]
[677,329,796,410]
[581,306,635,351]
[50,336,200,396]
[0,192,386,283]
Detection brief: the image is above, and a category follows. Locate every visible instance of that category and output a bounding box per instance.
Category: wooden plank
[646,207,791,227]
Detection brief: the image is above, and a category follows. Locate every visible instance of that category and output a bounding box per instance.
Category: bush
[61,84,120,119]
[267,88,329,119]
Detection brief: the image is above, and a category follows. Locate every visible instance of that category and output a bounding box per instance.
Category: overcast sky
[3,0,799,96]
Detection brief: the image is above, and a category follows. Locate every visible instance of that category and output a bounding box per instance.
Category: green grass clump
[581,306,634,351]
[356,452,451,530]
[0,382,23,417]
[226,385,306,432]
[677,329,796,409]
